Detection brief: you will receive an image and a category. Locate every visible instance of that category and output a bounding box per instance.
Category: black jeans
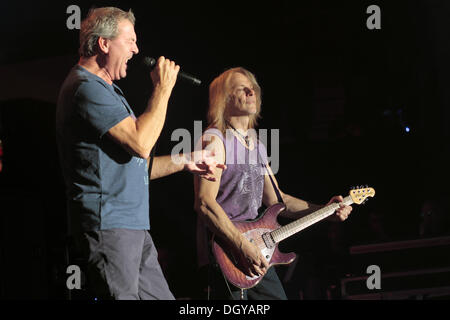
[205,263,288,300]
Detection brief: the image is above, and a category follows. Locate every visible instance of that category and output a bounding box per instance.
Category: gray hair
[79,7,135,57]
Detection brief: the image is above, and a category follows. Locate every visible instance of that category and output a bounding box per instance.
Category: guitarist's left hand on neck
[326,195,353,222]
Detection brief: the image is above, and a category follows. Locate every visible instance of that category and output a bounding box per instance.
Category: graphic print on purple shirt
[204,128,269,222]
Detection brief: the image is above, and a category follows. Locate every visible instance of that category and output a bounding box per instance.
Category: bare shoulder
[201,132,225,164]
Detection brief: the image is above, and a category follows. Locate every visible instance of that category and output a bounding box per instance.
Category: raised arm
[107,57,179,158]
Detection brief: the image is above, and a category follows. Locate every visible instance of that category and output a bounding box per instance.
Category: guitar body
[212,203,297,289]
[211,187,375,289]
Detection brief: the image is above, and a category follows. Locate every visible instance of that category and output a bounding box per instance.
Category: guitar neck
[270,196,354,243]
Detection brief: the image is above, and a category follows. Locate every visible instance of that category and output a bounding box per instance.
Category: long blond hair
[207,67,262,134]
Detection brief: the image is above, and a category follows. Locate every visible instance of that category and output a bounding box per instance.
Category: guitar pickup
[262,232,275,249]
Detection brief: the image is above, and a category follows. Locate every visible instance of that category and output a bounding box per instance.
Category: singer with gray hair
[56,6,224,300]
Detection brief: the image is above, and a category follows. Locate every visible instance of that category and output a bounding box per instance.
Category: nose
[133,42,139,55]
[244,87,254,96]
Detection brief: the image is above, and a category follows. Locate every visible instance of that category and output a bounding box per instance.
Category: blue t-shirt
[56,65,150,233]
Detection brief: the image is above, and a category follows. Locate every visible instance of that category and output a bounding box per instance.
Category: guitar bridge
[262,232,275,249]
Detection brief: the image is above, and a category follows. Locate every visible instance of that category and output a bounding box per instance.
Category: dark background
[0,0,449,299]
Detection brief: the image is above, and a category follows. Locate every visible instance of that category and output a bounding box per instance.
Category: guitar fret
[271,196,353,243]
[213,188,374,290]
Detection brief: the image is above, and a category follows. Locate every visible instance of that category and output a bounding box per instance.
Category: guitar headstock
[350,186,375,204]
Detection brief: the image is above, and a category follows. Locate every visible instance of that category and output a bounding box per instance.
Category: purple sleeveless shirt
[196,128,269,266]
[206,128,268,221]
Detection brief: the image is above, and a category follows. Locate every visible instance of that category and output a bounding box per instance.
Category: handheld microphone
[142,56,202,86]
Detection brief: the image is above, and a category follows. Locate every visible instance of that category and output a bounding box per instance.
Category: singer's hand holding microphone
[143,56,202,86]
[149,56,180,92]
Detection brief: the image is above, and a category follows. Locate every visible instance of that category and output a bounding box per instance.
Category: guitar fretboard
[270,196,353,243]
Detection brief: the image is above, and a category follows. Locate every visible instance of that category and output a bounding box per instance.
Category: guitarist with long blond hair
[194,67,353,300]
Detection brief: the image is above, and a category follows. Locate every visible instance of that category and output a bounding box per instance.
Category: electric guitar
[212,187,375,289]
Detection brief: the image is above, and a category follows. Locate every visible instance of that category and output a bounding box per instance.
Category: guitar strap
[257,141,284,204]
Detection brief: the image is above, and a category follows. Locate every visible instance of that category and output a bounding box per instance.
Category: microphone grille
[142,56,156,67]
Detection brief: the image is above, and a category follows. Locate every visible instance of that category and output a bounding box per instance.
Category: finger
[253,265,264,276]
[342,207,351,215]
[338,212,348,220]
[246,268,256,278]
[339,211,347,218]
[203,149,215,157]
[330,196,342,204]
[198,171,216,181]
[166,59,173,71]
[204,174,216,181]
[203,163,215,175]
[339,206,352,215]
[260,257,269,269]
[260,266,268,275]
[157,56,165,65]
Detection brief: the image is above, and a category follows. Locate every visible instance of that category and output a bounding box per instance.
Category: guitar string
[222,193,366,294]
[273,203,342,241]
[223,198,357,296]
[271,198,353,243]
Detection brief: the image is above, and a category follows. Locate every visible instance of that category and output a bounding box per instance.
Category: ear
[97,37,110,54]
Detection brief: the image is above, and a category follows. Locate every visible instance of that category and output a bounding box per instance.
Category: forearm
[150,154,185,180]
[134,85,172,157]
[196,198,244,250]
[281,193,323,219]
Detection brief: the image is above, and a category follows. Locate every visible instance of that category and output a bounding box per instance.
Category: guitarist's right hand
[238,238,269,278]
